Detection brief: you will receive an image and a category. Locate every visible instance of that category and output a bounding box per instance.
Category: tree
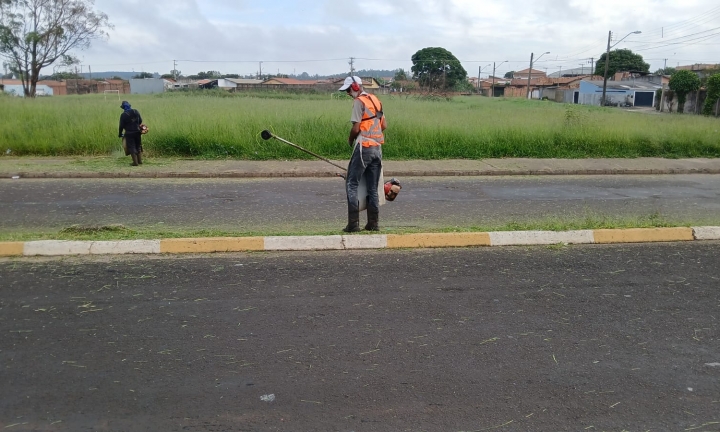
[0,0,111,97]
[132,72,153,79]
[195,70,220,79]
[655,67,676,76]
[50,71,81,80]
[669,70,701,114]
[504,71,514,79]
[393,68,407,81]
[702,73,720,116]
[594,49,649,77]
[410,47,467,91]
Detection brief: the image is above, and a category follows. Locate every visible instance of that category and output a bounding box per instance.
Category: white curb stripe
[12,226,719,256]
[89,240,161,254]
[693,226,720,240]
[24,240,161,256]
[264,235,344,251]
[489,230,594,246]
[342,235,387,249]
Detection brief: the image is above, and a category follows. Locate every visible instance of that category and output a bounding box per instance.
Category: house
[226,78,264,87]
[506,77,560,98]
[676,64,720,79]
[196,79,217,89]
[0,79,66,96]
[216,78,240,90]
[329,77,383,91]
[261,78,318,86]
[476,77,511,96]
[512,68,547,80]
[571,80,661,107]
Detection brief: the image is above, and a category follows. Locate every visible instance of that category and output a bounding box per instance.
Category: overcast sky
[76,0,720,77]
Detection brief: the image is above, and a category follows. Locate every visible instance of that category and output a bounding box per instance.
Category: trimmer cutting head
[260,130,273,140]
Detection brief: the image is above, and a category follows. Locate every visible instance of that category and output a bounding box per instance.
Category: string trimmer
[260,130,402,208]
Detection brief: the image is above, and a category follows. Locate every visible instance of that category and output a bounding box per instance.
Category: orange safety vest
[357,93,384,147]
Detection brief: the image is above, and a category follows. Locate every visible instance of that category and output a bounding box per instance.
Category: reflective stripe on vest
[358,94,384,147]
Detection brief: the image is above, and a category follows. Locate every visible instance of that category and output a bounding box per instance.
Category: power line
[626,26,720,50]
[632,31,720,52]
[638,5,720,38]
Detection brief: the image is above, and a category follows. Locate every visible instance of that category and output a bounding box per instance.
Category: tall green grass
[1,91,719,158]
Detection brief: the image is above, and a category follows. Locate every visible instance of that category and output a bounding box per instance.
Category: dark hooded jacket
[119,109,143,135]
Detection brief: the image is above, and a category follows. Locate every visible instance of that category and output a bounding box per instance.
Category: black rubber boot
[343,211,361,233]
[364,211,379,231]
[131,154,139,166]
[136,153,143,165]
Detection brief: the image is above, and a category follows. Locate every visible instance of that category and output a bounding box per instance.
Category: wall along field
[1,91,719,159]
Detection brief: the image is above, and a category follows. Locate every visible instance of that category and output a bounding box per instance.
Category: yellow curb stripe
[386,232,491,249]
[593,228,694,244]
[160,237,264,253]
[0,242,24,256]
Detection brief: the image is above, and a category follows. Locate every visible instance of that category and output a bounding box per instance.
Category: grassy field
[1,90,720,159]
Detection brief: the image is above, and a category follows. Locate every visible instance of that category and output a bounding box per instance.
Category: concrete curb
[1,227,718,257]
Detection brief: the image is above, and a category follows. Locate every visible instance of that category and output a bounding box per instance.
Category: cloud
[72,0,720,76]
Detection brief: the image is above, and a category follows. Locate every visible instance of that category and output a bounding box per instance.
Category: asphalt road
[2,175,720,234]
[1,243,719,431]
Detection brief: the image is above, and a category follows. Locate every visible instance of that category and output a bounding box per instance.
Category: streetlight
[526,51,550,99]
[491,60,508,98]
[477,63,491,93]
[601,30,641,105]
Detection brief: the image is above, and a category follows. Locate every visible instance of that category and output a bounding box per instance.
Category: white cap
[339,76,362,91]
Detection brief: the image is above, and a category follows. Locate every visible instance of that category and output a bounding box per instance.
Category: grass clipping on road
[0,212,701,242]
[1,91,720,159]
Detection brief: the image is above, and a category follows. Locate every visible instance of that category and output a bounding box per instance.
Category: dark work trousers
[346,142,382,214]
[124,132,142,155]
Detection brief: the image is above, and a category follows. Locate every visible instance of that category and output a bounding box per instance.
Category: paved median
[1,227,718,257]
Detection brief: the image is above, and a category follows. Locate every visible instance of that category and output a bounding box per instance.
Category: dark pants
[125,132,142,155]
[346,143,382,214]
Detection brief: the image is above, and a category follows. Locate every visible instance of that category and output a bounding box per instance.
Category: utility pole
[491,62,496,98]
[590,58,594,75]
[88,65,92,80]
[601,30,612,106]
[660,84,666,112]
[526,52,534,99]
[349,57,355,76]
[477,65,481,90]
[173,60,178,80]
[259,61,263,79]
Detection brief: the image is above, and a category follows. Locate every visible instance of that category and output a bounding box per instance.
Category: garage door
[635,91,654,107]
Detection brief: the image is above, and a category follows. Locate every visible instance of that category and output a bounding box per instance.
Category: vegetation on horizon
[1,91,719,159]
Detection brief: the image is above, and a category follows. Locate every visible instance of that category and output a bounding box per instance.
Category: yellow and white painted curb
[1,227,718,257]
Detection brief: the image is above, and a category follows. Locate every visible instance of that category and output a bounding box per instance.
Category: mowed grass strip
[2,91,720,158]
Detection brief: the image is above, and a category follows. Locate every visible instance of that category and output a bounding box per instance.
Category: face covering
[121,101,132,112]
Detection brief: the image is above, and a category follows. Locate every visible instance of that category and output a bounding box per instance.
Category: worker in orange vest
[339,76,387,232]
